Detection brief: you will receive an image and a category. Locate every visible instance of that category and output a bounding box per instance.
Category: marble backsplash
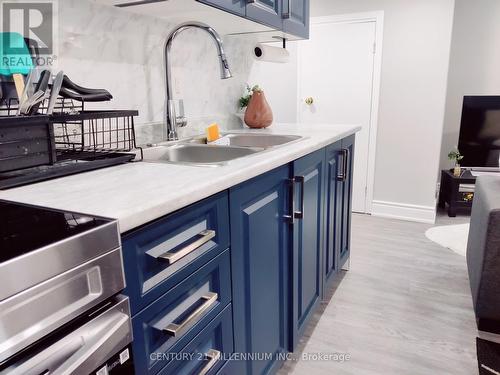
[57,0,256,144]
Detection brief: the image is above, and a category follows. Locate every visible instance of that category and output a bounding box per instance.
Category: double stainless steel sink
[142,133,303,167]
[143,144,260,165]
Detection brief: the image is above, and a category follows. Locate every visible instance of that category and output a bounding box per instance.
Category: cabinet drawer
[158,304,234,375]
[216,356,246,375]
[132,250,232,375]
[122,192,230,314]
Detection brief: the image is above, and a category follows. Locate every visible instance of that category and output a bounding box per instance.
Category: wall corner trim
[371,200,437,224]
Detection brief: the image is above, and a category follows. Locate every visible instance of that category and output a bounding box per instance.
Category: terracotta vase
[244,90,273,128]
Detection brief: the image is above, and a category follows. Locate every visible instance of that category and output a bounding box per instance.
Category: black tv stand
[438,169,477,217]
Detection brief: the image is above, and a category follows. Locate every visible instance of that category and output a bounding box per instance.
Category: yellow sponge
[206,123,220,142]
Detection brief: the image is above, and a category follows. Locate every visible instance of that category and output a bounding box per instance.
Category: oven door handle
[2,297,132,375]
[53,310,131,375]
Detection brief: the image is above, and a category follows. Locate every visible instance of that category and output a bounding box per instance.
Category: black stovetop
[0,200,109,263]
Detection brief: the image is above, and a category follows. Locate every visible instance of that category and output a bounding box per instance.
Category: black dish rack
[0,98,143,189]
[0,115,56,173]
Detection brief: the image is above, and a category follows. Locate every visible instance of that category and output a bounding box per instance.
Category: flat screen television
[458,96,500,170]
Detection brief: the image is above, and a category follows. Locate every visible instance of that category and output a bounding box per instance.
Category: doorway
[297,12,383,213]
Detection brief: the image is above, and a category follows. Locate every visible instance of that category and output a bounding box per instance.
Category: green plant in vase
[237,84,260,125]
[448,148,464,177]
[238,84,261,109]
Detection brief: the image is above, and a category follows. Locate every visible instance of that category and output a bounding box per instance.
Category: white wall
[307,0,455,223]
[247,42,299,123]
[57,0,257,143]
[440,0,500,170]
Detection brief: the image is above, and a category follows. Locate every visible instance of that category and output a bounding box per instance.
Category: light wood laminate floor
[280,213,477,375]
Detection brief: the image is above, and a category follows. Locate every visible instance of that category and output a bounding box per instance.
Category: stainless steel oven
[0,200,133,375]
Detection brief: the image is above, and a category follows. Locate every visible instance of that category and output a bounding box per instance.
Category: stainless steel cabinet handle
[157,230,215,265]
[284,178,295,224]
[337,149,348,182]
[283,0,291,18]
[342,149,349,182]
[198,349,221,375]
[294,176,305,220]
[337,150,345,181]
[164,292,218,337]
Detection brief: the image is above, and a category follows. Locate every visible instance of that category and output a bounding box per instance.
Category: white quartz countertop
[0,123,360,233]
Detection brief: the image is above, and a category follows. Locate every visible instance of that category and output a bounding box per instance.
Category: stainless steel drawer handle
[164,292,218,337]
[158,230,216,265]
[198,349,221,375]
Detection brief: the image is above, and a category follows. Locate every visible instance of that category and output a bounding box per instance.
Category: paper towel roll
[254,43,290,63]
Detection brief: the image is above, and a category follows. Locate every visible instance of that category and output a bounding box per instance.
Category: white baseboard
[371,200,436,224]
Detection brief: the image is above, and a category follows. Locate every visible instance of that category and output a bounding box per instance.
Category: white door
[298,19,379,213]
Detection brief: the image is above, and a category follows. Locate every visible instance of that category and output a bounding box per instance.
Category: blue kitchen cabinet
[197,0,246,16]
[323,136,355,293]
[290,149,325,351]
[246,0,283,30]
[229,165,291,375]
[121,192,229,315]
[197,0,310,39]
[157,304,234,375]
[339,135,355,269]
[216,358,247,375]
[323,141,343,290]
[282,0,310,39]
[120,137,354,375]
[131,251,232,374]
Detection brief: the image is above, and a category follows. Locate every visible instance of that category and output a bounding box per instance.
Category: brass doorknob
[305,97,314,105]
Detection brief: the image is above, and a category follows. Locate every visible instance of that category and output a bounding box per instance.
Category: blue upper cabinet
[229,166,290,375]
[246,0,283,30]
[283,0,310,39]
[196,0,310,39]
[197,0,246,16]
[290,149,325,351]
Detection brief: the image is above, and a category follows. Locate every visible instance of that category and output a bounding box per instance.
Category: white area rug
[425,224,470,257]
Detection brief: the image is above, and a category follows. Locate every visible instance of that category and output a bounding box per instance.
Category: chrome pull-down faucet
[164,22,233,141]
